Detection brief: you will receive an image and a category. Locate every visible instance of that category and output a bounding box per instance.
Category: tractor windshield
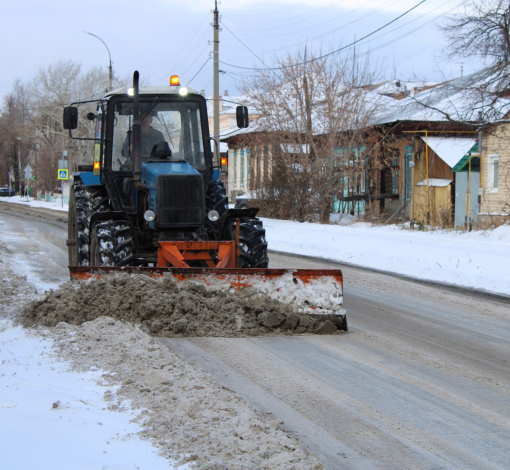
[111,100,206,171]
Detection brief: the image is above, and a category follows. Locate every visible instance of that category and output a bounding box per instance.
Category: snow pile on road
[21,274,346,336]
[48,316,324,469]
[0,241,39,318]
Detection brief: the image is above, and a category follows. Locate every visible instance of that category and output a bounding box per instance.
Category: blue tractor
[63,72,268,270]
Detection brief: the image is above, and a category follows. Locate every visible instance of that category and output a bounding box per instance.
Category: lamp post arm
[82,31,113,91]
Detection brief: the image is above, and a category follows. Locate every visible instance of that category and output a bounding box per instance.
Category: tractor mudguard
[217,207,260,239]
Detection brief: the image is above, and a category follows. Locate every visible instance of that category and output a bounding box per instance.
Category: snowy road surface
[0,206,69,290]
[2,204,510,469]
[160,253,510,469]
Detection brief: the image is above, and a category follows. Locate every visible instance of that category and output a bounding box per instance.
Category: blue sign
[58,169,68,180]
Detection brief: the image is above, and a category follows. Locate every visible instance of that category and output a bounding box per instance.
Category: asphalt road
[160,257,510,469]
[2,201,509,469]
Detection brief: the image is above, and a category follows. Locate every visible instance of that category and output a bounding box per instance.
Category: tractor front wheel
[90,220,134,267]
[68,181,110,266]
[228,218,269,268]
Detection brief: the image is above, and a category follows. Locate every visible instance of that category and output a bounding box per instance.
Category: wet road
[0,203,68,290]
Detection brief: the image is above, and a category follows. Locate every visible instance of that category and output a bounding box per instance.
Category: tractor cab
[63,72,262,268]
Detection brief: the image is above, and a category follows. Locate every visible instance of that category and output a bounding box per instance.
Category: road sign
[58,169,69,180]
[24,164,32,180]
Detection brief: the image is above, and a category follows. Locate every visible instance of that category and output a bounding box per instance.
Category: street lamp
[82,31,113,92]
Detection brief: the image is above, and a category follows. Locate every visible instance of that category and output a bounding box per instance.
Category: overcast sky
[2,0,477,101]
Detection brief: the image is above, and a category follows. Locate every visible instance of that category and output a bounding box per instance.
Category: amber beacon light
[170,75,180,86]
[221,157,228,172]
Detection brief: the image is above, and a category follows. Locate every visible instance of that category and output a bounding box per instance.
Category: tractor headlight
[144,210,156,222]
[179,87,188,96]
[208,210,219,222]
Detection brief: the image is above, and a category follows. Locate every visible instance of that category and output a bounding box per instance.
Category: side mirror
[236,106,249,129]
[63,107,78,130]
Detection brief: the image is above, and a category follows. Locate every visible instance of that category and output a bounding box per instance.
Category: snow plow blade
[68,266,347,332]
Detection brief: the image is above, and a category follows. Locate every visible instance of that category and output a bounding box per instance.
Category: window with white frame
[240,149,245,189]
[233,150,237,188]
[488,154,499,193]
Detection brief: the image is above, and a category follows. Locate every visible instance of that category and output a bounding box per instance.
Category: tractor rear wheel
[229,218,269,268]
[68,181,110,266]
[90,220,134,267]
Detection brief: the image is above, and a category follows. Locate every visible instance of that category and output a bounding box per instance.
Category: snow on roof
[416,178,453,187]
[280,143,309,154]
[420,136,477,168]
[369,80,441,95]
[375,66,510,124]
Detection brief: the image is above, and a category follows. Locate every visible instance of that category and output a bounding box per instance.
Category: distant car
[234,189,270,209]
[0,188,15,197]
[234,192,253,209]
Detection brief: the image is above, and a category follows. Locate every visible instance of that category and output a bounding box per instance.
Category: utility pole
[213,0,220,166]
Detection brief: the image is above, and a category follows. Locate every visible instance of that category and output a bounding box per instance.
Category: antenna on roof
[393,46,396,80]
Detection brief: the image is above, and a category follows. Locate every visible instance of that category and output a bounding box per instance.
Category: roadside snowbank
[1,242,179,469]
[0,321,179,470]
[263,218,510,296]
[0,195,68,212]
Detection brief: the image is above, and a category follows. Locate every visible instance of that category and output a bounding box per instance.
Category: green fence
[38,195,69,204]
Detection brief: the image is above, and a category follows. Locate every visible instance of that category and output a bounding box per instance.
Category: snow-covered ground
[262,217,510,296]
[0,195,68,212]
[0,322,182,470]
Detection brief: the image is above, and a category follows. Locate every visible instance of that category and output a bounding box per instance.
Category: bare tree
[241,50,384,223]
[0,81,32,191]
[441,0,510,65]
[0,60,128,194]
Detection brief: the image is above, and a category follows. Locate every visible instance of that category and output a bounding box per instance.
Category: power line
[221,22,269,67]
[219,0,387,55]
[147,11,210,80]
[223,0,315,18]
[219,0,452,78]
[187,58,211,86]
[219,0,427,72]
[222,0,351,28]
[226,0,397,34]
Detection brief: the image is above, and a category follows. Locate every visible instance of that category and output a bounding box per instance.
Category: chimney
[224,90,229,96]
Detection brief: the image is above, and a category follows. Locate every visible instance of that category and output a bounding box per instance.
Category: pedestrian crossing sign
[58,169,68,180]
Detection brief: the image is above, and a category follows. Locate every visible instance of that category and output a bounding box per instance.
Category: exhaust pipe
[132,71,141,183]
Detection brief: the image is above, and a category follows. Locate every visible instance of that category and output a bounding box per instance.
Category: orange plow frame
[69,266,343,287]
[158,241,237,268]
